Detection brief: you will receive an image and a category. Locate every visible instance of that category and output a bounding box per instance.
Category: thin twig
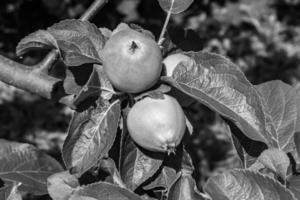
[80,0,109,21]
[158,8,172,46]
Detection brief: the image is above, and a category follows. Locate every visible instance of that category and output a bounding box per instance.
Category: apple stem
[158,8,172,46]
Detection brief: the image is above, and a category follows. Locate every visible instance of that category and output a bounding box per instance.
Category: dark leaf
[0,140,63,195]
[47,19,104,66]
[47,171,79,200]
[63,63,94,95]
[158,0,194,14]
[119,132,164,191]
[163,51,269,145]
[230,131,258,168]
[16,30,58,56]
[256,81,300,152]
[72,64,114,108]
[204,169,296,200]
[143,146,193,191]
[62,100,121,176]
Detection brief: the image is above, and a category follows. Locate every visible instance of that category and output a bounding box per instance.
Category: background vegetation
[0,0,300,198]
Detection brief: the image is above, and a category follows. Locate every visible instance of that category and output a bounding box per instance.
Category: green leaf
[72,64,114,108]
[0,140,63,195]
[62,100,121,176]
[69,182,143,200]
[158,0,194,14]
[16,30,59,56]
[143,147,193,192]
[257,148,290,180]
[167,174,208,200]
[288,175,300,199]
[163,51,268,144]
[256,80,300,152]
[204,169,296,200]
[97,158,126,188]
[47,171,79,200]
[0,182,22,200]
[119,132,164,191]
[294,132,300,162]
[48,19,104,66]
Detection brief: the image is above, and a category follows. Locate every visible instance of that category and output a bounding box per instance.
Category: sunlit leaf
[63,100,121,176]
[158,0,194,14]
[0,140,63,195]
[204,169,296,200]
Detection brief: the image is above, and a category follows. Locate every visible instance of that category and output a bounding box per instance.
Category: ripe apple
[126,94,186,154]
[102,28,162,93]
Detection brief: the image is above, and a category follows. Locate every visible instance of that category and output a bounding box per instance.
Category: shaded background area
[0,0,300,198]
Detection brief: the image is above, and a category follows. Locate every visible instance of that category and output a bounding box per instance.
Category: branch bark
[0,0,109,105]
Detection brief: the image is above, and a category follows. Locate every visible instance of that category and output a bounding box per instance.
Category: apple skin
[162,53,191,77]
[163,53,195,107]
[126,94,186,153]
[102,29,162,93]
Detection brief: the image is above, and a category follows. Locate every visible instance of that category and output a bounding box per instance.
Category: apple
[102,28,162,93]
[127,94,186,154]
[163,53,195,107]
[162,53,192,77]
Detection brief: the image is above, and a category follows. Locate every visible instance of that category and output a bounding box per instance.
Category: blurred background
[0,0,300,199]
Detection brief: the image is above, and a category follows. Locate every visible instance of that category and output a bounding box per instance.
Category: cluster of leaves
[1,0,300,200]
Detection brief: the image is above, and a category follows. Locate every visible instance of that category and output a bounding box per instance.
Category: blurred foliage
[0,0,300,198]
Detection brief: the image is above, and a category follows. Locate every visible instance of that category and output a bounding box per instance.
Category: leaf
[0,139,63,195]
[47,19,104,66]
[204,169,296,200]
[97,158,126,188]
[119,132,164,191]
[163,51,268,144]
[288,175,300,199]
[158,0,194,14]
[0,182,22,200]
[72,64,114,108]
[294,132,300,161]
[227,120,267,168]
[143,146,192,191]
[62,100,121,176]
[69,182,143,200]
[16,30,59,56]
[47,171,79,200]
[257,148,290,181]
[167,174,207,200]
[256,81,300,152]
